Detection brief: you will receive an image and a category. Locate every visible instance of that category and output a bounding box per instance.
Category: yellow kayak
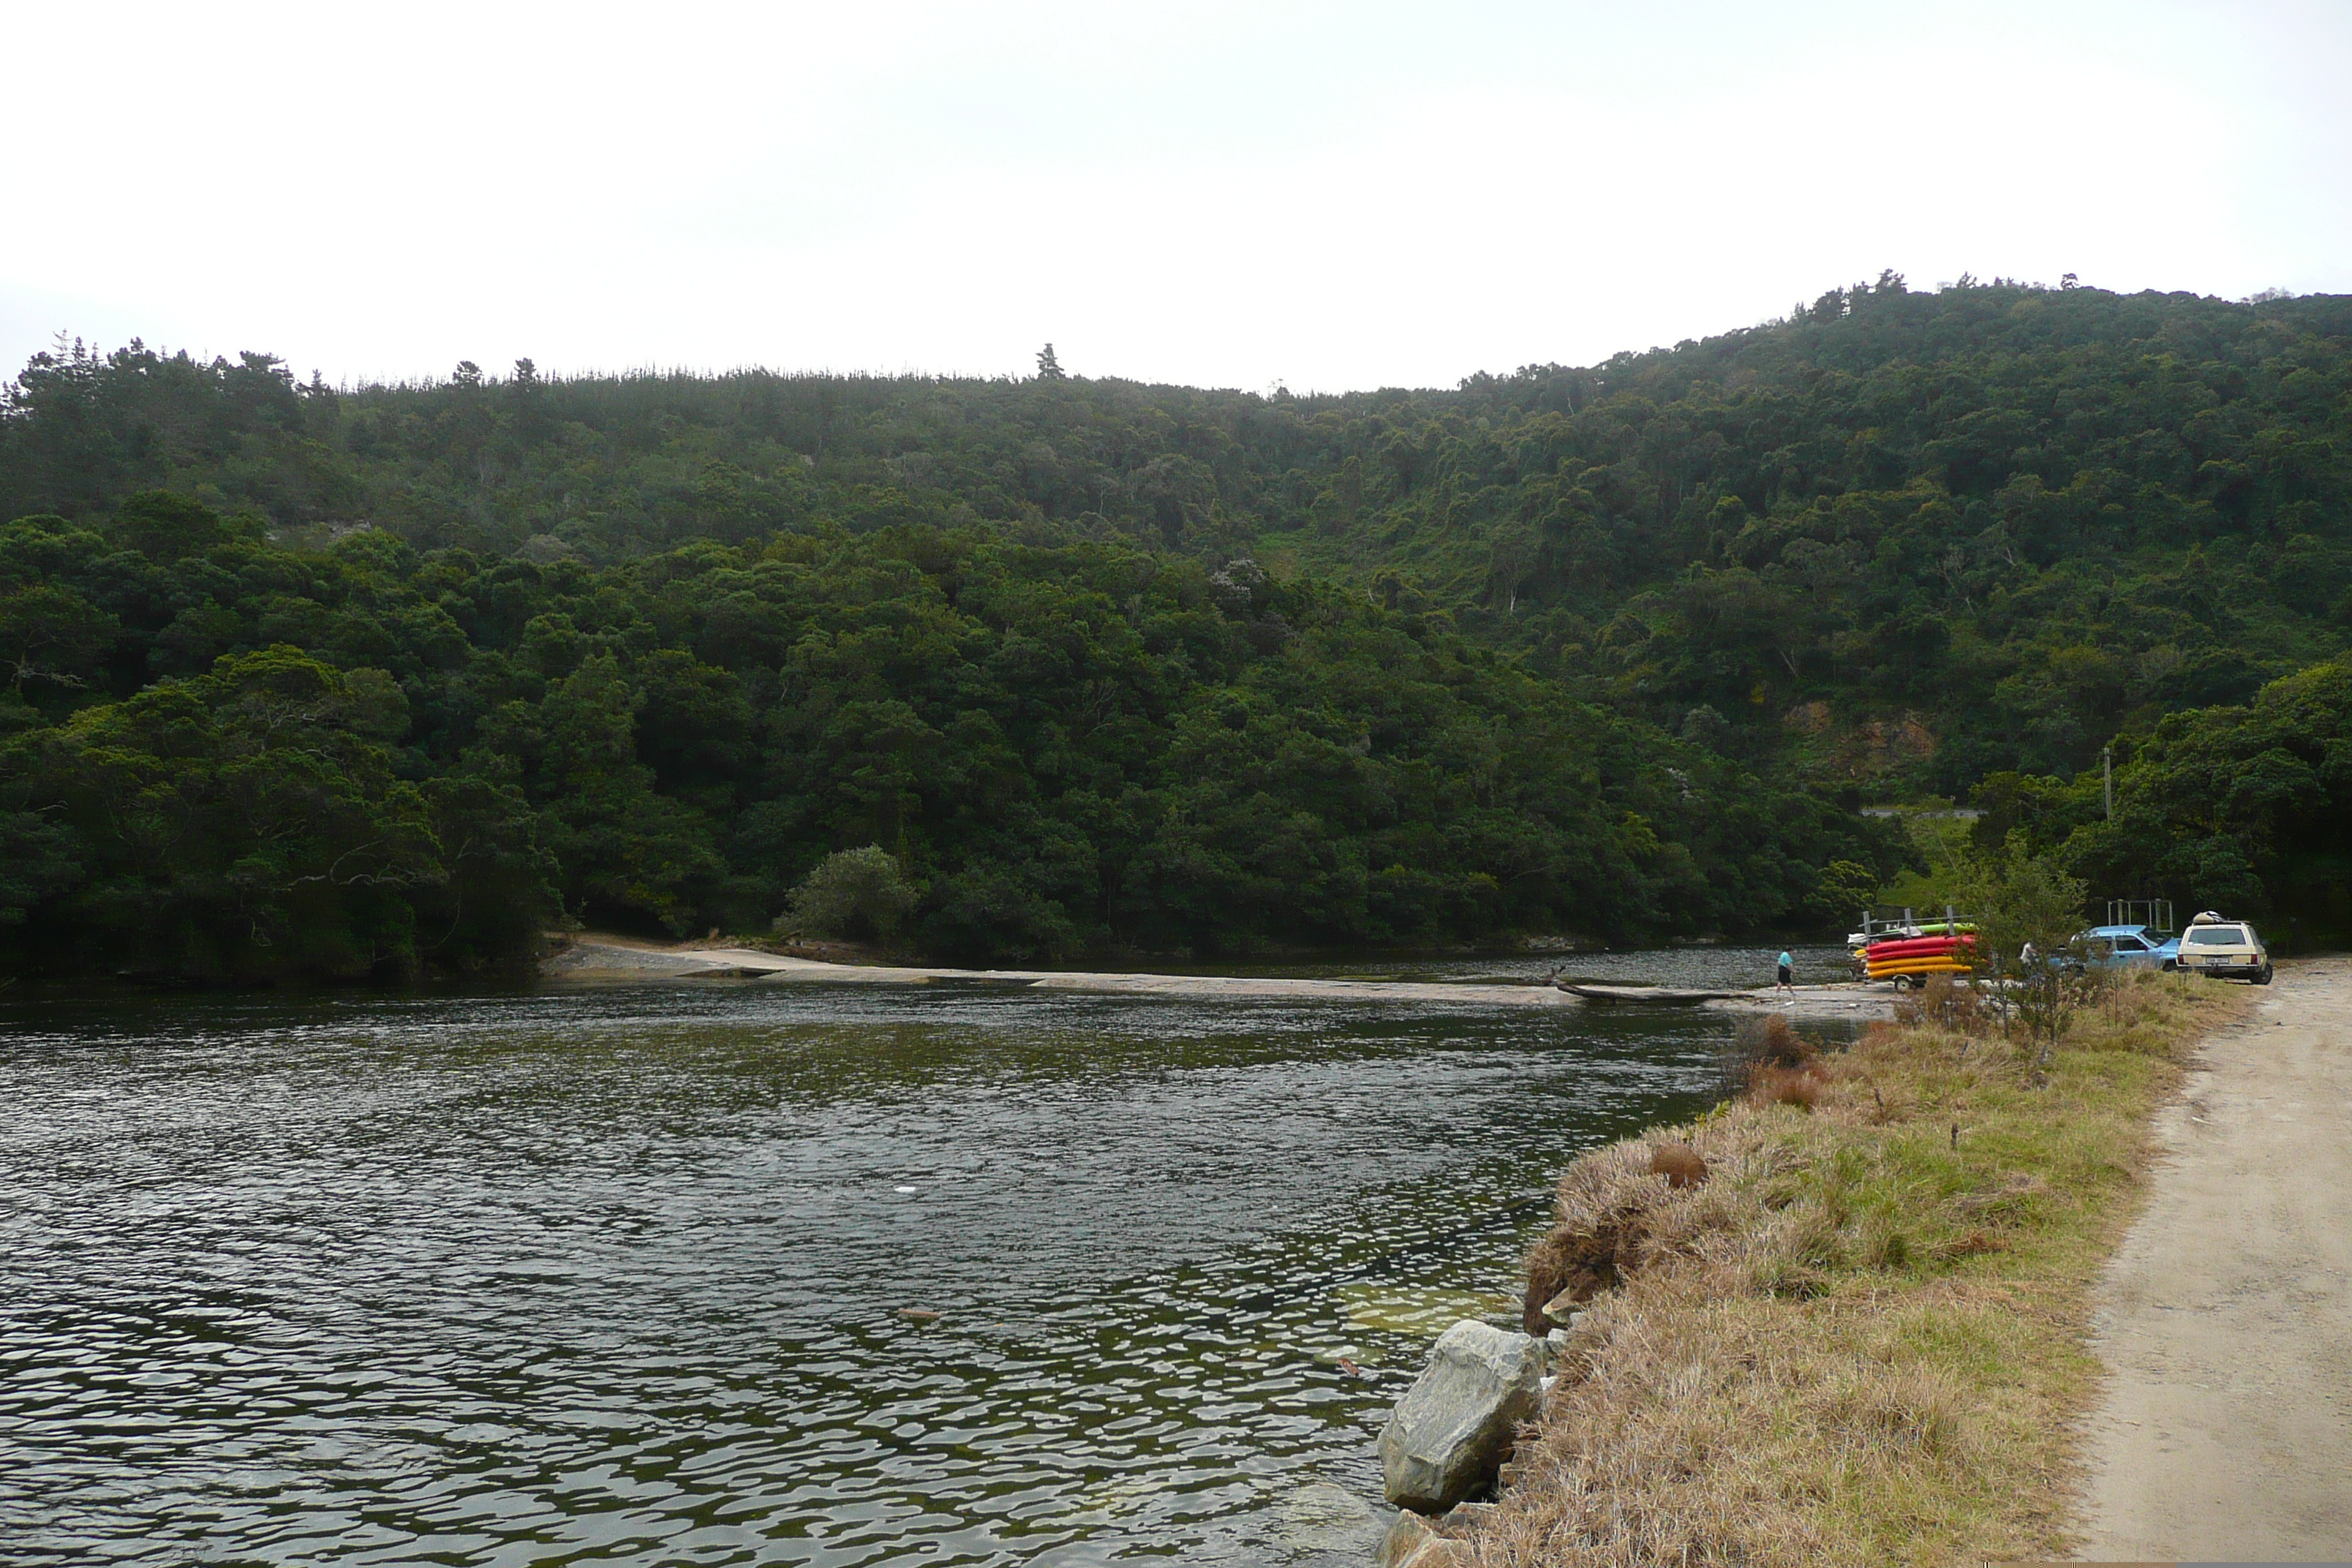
[1866,957,1973,977]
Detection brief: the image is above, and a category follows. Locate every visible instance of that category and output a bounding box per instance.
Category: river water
[0,946,1842,1567]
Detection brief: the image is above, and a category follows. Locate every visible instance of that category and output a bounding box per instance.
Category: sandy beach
[542,936,1898,1019]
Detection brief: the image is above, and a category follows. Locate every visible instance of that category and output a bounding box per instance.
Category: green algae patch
[1340,1283,1520,1337]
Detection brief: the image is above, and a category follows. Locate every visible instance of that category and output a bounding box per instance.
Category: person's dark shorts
[1777,964,1793,985]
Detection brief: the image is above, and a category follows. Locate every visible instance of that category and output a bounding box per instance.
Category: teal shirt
[1778,951,1793,968]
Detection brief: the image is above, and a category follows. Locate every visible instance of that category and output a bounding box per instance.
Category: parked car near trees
[2174,913,2272,984]
[2073,924,2181,972]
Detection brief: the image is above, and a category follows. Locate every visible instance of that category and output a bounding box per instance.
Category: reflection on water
[0,962,1833,1565]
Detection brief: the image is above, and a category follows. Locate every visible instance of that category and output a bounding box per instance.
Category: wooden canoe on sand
[1556,982,1741,1006]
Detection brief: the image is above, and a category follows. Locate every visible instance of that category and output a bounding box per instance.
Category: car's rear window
[2185,927,2248,946]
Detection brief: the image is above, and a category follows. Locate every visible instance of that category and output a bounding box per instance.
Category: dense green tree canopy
[1972,656,2352,950]
[3,279,2345,977]
[0,505,1888,979]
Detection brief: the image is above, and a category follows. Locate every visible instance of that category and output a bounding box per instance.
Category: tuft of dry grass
[1474,972,2249,1567]
[1749,1061,1827,1109]
[1896,972,1993,1034]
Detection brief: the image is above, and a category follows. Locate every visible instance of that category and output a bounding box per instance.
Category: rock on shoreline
[1378,1320,1543,1515]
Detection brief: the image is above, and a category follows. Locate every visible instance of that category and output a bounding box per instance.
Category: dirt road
[2074,955,2352,1561]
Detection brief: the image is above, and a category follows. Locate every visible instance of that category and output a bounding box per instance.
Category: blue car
[2075,924,2181,970]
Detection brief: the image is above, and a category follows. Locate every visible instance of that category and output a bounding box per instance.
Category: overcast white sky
[3,1,2347,393]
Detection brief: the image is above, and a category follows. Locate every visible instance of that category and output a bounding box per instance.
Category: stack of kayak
[1864,930,1976,982]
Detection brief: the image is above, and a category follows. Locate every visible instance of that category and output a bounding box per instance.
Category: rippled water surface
[0,949,1844,1566]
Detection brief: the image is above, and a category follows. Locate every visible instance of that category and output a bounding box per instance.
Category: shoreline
[1372,967,2255,1566]
[541,937,1897,1019]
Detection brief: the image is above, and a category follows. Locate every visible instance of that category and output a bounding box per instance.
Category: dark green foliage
[3,280,2344,975]
[1986,658,2352,949]
[0,498,1891,978]
[783,845,920,943]
[0,810,83,928]
[7,285,2345,795]
[1,646,475,980]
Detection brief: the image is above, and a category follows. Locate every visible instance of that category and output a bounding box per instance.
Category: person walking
[1776,949,1795,995]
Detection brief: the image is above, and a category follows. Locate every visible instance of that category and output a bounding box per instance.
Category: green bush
[780,846,919,943]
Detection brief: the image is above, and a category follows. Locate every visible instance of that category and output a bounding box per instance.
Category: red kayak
[1865,934,1976,960]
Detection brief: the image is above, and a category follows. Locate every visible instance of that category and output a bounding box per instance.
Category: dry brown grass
[1469,971,2250,1567]
[1896,973,1991,1035]
[1649,1140,1708,1189]
[1748,1012,1814,1068]
[1749,1061,1827,1109]
[1738,1014,1831,1111]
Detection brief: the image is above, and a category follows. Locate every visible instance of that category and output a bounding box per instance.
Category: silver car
[2175,914,2272,984]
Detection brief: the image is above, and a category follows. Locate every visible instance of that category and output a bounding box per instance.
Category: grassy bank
[1461,971,2250,1567]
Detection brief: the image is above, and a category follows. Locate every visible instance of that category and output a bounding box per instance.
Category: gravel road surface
[2075,955,2352,1561]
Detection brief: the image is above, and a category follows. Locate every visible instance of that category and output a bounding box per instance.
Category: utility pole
[2103,745,2114,821]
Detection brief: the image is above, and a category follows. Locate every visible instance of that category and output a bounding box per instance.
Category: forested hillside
[0,508,1879,978]
[3,278,2348,978]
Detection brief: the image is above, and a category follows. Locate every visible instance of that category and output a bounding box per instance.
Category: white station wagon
[2176,912,2272,985]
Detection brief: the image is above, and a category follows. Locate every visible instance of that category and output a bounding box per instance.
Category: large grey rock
[1441,1499,1500,1530]
[1376,1507,1436,1567]
[1378,1320,1542,1512]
